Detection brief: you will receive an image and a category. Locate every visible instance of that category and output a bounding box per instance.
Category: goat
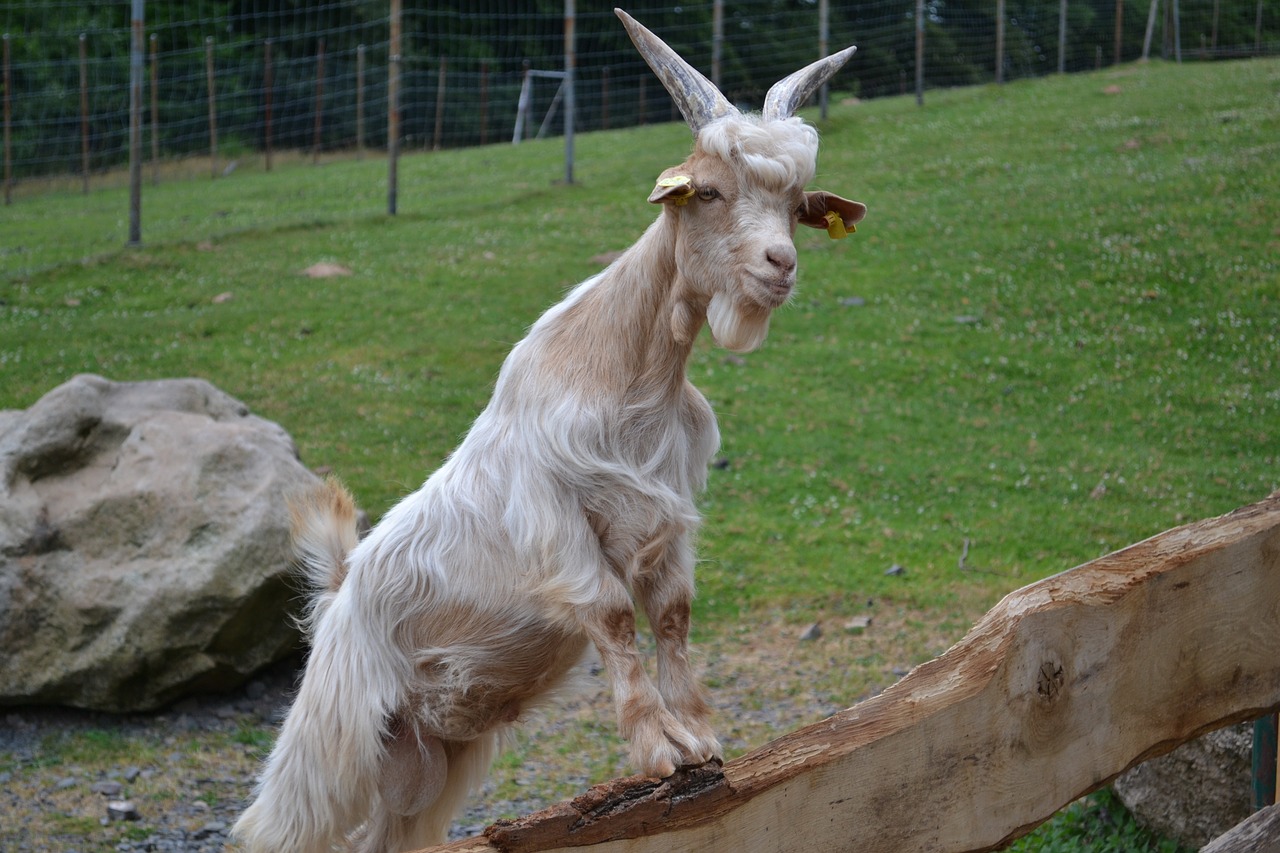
[232,10,866,853]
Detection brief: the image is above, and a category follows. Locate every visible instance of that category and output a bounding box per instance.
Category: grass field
[2,56,1277,850]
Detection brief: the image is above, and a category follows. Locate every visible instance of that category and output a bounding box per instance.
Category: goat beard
[706,292,772,353]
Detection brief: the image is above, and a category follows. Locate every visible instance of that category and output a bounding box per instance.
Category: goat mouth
[751,275,794,307]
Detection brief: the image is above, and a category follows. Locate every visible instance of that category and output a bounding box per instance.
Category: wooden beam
[1201,802,1280,853]
[426,493,1280,853]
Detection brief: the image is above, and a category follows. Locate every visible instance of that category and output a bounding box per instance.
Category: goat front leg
[633,540,721,767]
[577,580,714,778]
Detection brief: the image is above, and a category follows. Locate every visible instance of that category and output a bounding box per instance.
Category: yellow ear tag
[658,174,695,206]
[824,210,855,240]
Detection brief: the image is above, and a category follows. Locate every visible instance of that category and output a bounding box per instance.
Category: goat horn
[762,45,858,122]
[615,8,736,135]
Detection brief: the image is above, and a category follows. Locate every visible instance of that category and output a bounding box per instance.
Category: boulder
[1112,722,1254,849]
[0,374,319,711]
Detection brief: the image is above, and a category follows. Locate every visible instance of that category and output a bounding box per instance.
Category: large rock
[1112,722,1254,849]
[0,374,318,711]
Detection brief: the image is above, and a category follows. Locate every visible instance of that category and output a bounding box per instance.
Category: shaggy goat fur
[233,21,865,853]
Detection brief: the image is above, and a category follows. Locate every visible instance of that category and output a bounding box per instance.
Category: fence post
[149,33,159,184]
[313,37,325,164]
[1114,0,1124,63]
[433,56,446,151]
[356,44,365,158]
[264,39,273,171]
[711,0,723,90]
[915,0,925,106]
[79,34,89,193]
[387,0,400,215]
[206,36,218,179]
[818,0,830,119]
[1058,0,1068,72]
[127,0,143,247]
[479,60,489,145]
[1255,0,1263,54]
[2,33,11,206]
[995,0,1006,83]
[1171,0,1182,62]
[563,0,575,185]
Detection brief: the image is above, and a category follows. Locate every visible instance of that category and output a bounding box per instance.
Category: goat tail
[290,476,360,635]
[233,589,406,853]
[234,480,405,853]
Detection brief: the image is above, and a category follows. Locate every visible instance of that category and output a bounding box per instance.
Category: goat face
[621,9,867,354]
[650,118,867,353]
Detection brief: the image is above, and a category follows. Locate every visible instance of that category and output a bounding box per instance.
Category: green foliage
[1008,789,1194,851]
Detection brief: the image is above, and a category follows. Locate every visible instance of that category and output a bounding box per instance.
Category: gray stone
[0,374,318,712]
[106,799,142,821]
[1113,722,1254,849]
[91,780,124,797]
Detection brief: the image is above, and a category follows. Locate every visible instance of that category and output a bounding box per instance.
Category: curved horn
[615,8,736,135]
[762,45,858,122]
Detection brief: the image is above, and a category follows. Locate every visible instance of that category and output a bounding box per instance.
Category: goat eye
[696,186,719,201]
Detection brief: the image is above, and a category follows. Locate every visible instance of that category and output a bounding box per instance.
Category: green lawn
[2,57,1275,849]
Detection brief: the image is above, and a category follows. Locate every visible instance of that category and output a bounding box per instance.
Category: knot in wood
[1036,660,1065,701]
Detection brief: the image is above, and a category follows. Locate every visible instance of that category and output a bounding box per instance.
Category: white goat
[232,10,866,853]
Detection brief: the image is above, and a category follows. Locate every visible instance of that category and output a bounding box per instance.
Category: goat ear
[648,173,696,206]
[800,191,867,239]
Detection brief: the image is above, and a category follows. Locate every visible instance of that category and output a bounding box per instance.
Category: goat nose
[766,243,797,274]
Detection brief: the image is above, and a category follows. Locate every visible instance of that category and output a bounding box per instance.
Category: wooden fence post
[205,36,218,179]
[915,0,925,105]
[149,33,159,184]
[387,0,401,215]
[995,0,1006,83]
[264,39,274,171]
[479,60,489,145]
[563,0,574,185]
[313,37,325,164]
[356,44,365,158]
[711,0,723,90]
[818,0,830,119]
[127,0,142,246]
[1114,0,1124,63]
[2,33,11,205]
[79,33,89,193]
[433,56,446,151]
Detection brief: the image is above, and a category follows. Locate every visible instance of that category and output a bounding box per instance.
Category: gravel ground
[0,608,955,852]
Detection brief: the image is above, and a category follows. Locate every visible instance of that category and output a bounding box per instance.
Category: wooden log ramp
[426,493,1280,853]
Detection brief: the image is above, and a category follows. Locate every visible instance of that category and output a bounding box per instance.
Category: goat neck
[529,220,692,406]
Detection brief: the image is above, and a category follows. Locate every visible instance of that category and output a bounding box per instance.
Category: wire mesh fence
[1,1,1274,244]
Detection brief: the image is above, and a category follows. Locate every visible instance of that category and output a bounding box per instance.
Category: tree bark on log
[425,493,1280,853]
